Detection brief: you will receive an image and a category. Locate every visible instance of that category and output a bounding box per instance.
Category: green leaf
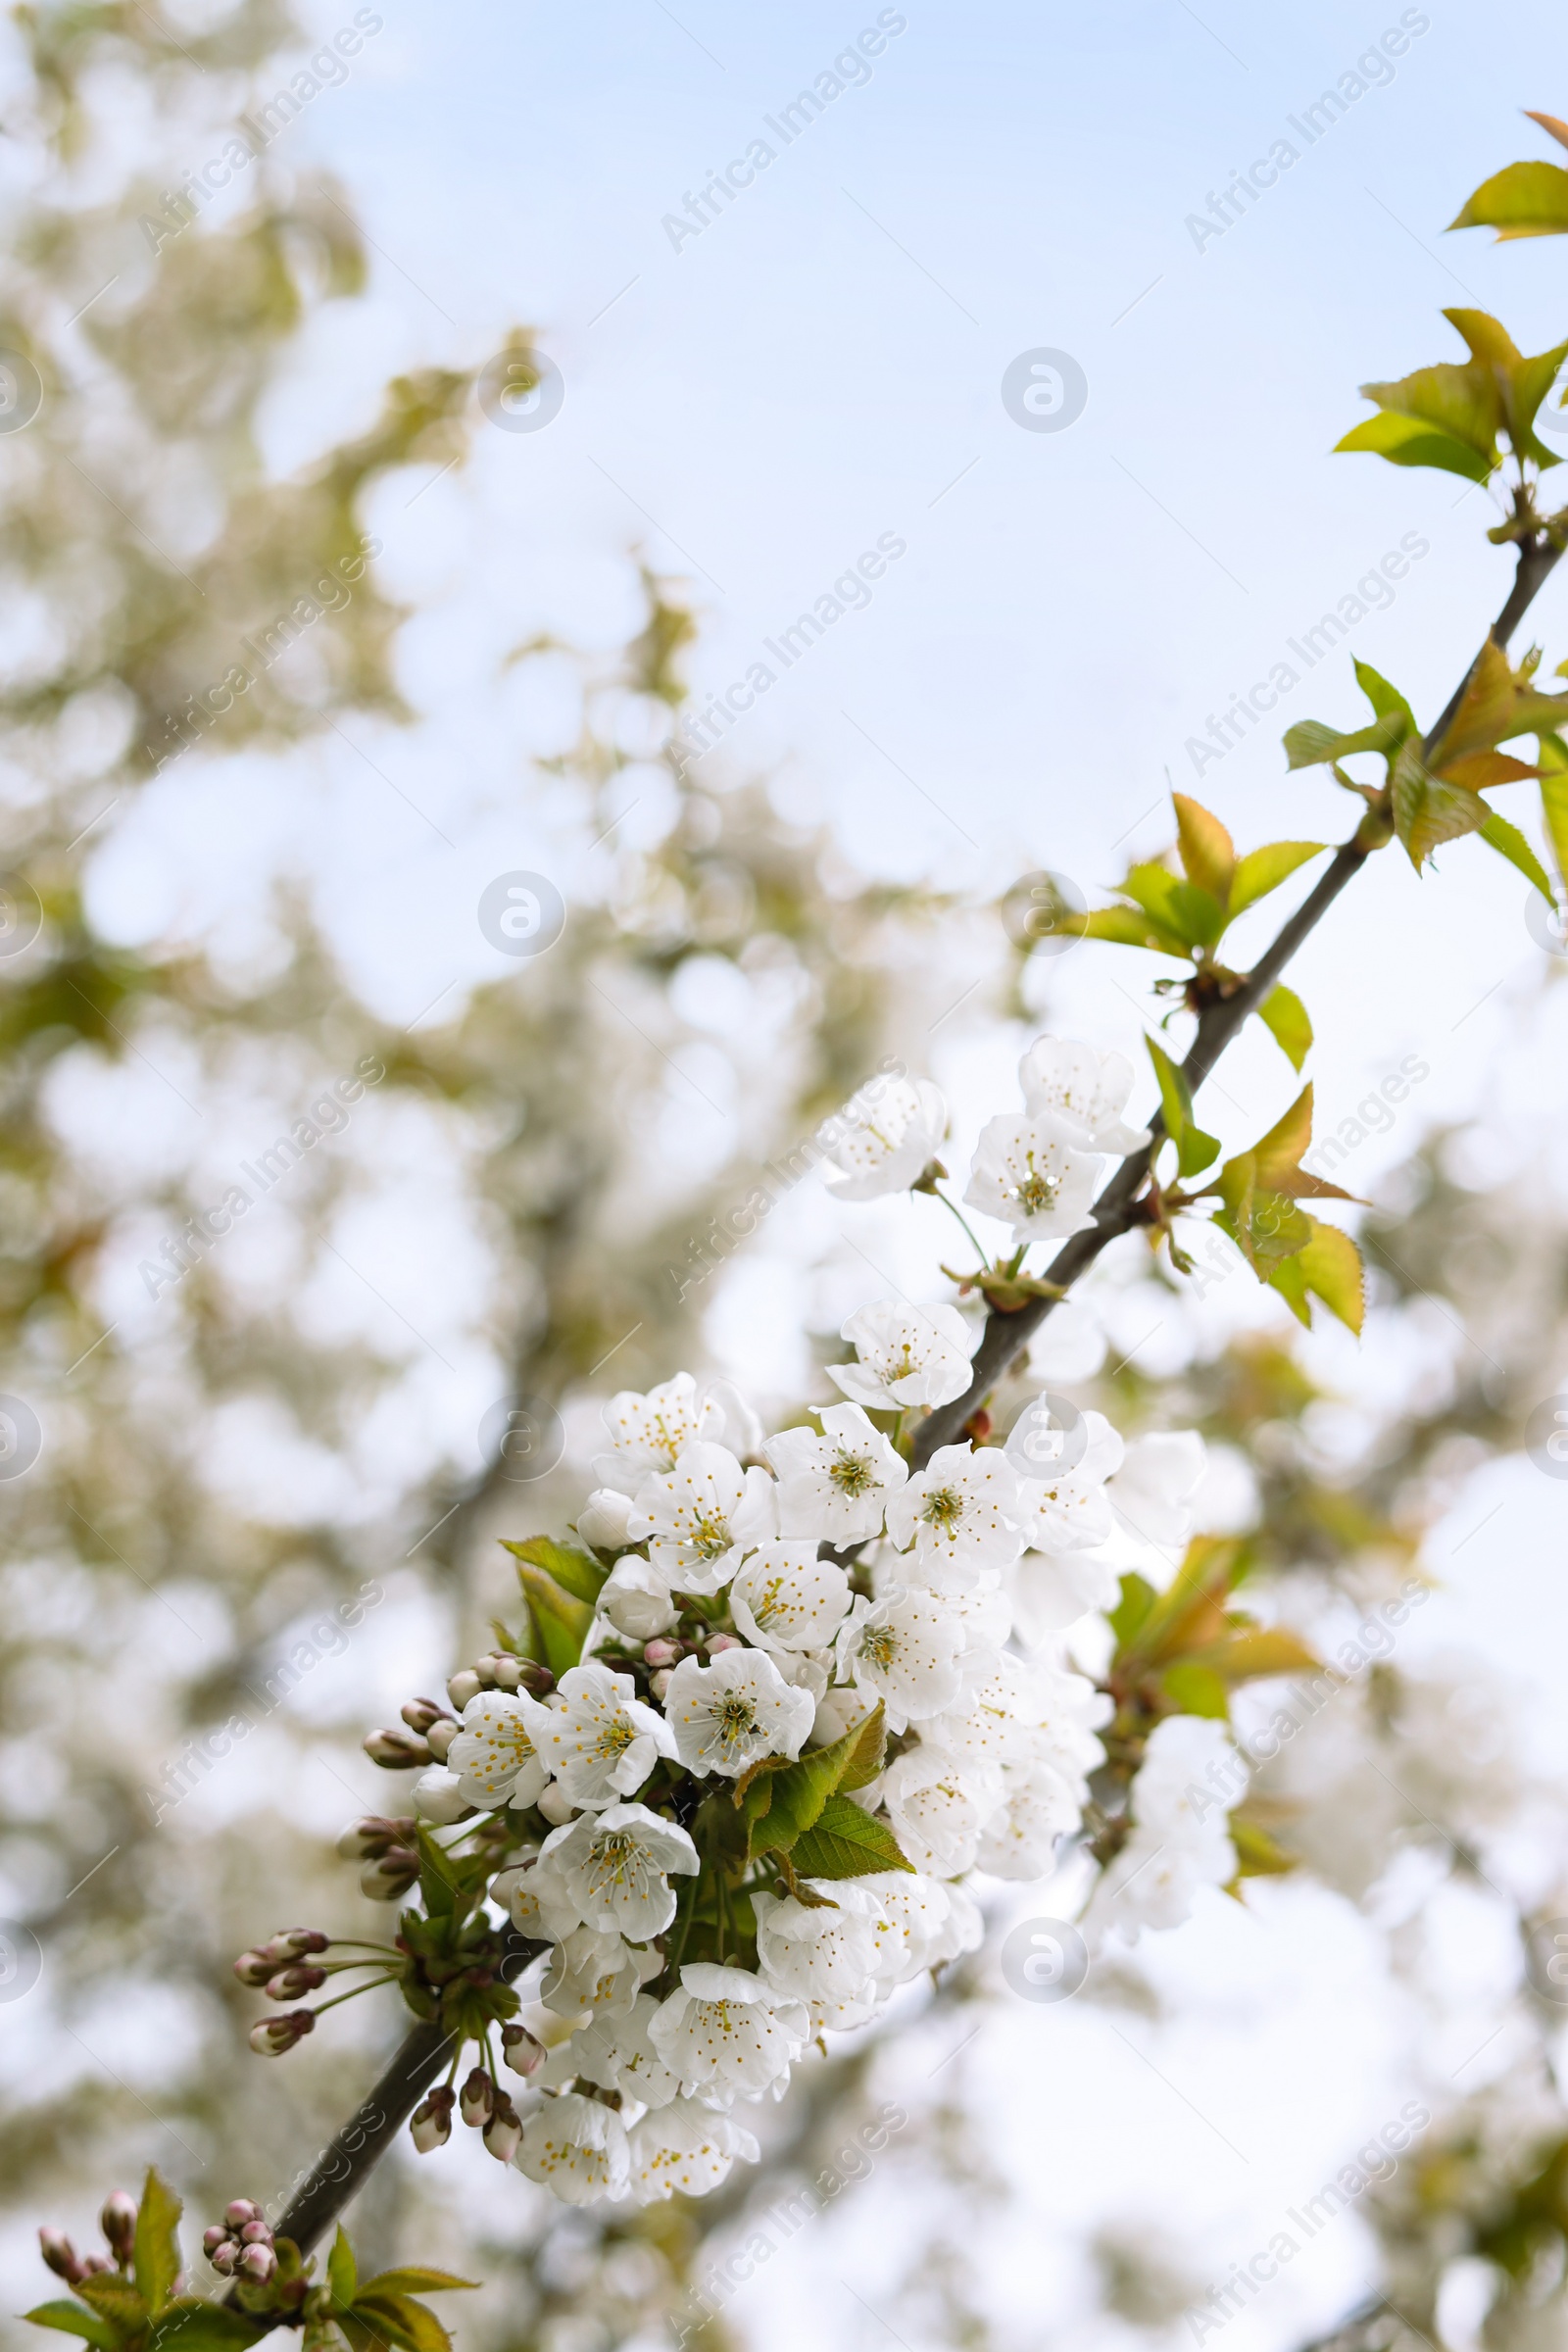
[1391,738,1489,870]
[74,2281,146,2331]
[510,1556,593,1679]
[1539,737,1568,895]
[500,1536,608,1606]
[738,1704,884,1851]
[1119,859,1225,949]
[349,2295,451,2352]
[837,1701,888,1792]
[148,2303,270,2352]
[1226,842,1326,918]
[1282,713,1407,771]
[24,2305,125,2352]
[1335,409,1494,482]
[1159,1660,1230,1719]
[789,1791,913,1878]
[1267,1216,1364,1336]
[354,2276,475,2301]
[1478,810,1554,903]
[1108,1572,1156,1652]
[327,2230,358,2312]
[1171,794,1236,902]
[1450,157,1568,241]
[1146,1036,1219,1179]
[1074,904,1191,956]
[1256,984,1312,1073]
[1352,660,1417,731]
[133,2169,182,2321]
[1228,1814,1298,1880]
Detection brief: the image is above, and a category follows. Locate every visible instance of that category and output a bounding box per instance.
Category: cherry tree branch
[910,531,1566,1469]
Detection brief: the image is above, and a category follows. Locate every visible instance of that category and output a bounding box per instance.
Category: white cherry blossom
[753,1886,882,2006]
[762,1402,907,1543]
[627,2096,760,2202]
[515,2090,630,2204]
[834,1589,966,1730]
[964,1110,1102,1243]
[662,1646,814,1778]
[593,1371,721,1489]
[921,1652,1049,1767]
[495,1848,579,1943]
[648,1962,809,2099]
[836,1872,962,1992]
[538,1802,698,1940]
[596,1554,678,1641]
[445,1691,548,1811]
[828,1300,975,1412]
[728,1544,852,1653]
[570,1992,681,2110]
[1005,1400,1123,1552]
[1107,1430,1207,1551]
[818,1074,948,1200]
[519,1663,676,1810]
[1018,1036,1152,1154]
[575,1489,636,1551]
[977,1760,1087,1878]
[628,1442,778,1593]
[880,1748,999,1876]
[539,1924,654,2019]
[884,1443,1026,1589]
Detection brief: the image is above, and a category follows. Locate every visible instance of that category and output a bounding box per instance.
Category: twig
[910,533,1565,1468]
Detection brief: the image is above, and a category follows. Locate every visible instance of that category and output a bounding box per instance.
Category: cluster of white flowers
[398,1038,1221,2208]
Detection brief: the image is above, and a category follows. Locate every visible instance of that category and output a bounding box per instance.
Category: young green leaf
[1226,842,1327,917]
[500,1535,608,1605]
[1146,1036,1219,1179]
[148,2306,269,2352]
[24,2306,125,2352]
[1450,156,1568,240]
[1075,905,1193,956]
[1158,1660,1230,1719]
[511,1556,593,1678]
[1228,1814,1298,1880]
[1266,1216,1365,1335]
[132,2169,182,2322]
[1391,739,1489,871]
[354,2274,476,2300]
[346,2293,452,2352]
[1171,793,1236,903]
[1478,809,1554,903]
[789,1792,913,1878]
[327,2229,359,2311]
[1256,984,1312,1073]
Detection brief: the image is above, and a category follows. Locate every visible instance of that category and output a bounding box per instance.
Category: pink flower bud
[705,1633,741,1654]
[400,1695,452,1735]
[459,2066,494,2128]
[364,1728,431,1769]
[237,2222,272,2246]
[425,1719,457,1761]
[203,2227,229,2256]
[238,2243,276,2284]
[232,1950,274,1987]
[249,2009,316,2057]
[39,2230,81,2283]
[359,1848,419,1902]
[224,2200,264,2229]
[100,2194,137,2259]
[265,1964,326,2000]
[446,1669,482,1709]
[262,1929,328,1961]
[80,2256,113,2278]
[489,1654,522,1690]
[210,2242,238,2276]
[410,2086,454,2153]
[643,1639,679,1666]
[483,2099,521,2162]
[501,2023,545,2079]
[649,1668,673,1700]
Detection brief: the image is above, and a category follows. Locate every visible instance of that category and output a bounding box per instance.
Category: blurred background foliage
[6,8,1568,2352]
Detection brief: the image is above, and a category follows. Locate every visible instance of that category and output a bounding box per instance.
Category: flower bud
[238,2243,277,2284]
[232,1949,274,1986]
[100,2194,137,2259]
[39,2230,81,2283]
[360,1848,418,1902]
[410,2086,454,2153]
[210,2242,239,2276]
[536,1781,576,1826]
[224,2200,264,2230]
[413,1766,471,1826]
[364,1727,431,1769]
[261,1929,329,1962]
[265,1964,326,2000]
[459,2066,494,2128]
[516,1662,556,1699]
[501,2023,545,2079]
[400,1695,452,1736]
[483,2097,521,2162]
[473,1655,503,1688]
[644,1639,679,1667]
[203,2227,229,2256]
[80,2256,113,2278]
[705,1633,741,1654]
[425,1719,457,1761]
[238,2222,272,2246]
[446,1668,482,1709]
[335,1815,414,1861]
[249,2009,316,2057]
[490,1653,522,1690]
[649,1668,673,1701]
